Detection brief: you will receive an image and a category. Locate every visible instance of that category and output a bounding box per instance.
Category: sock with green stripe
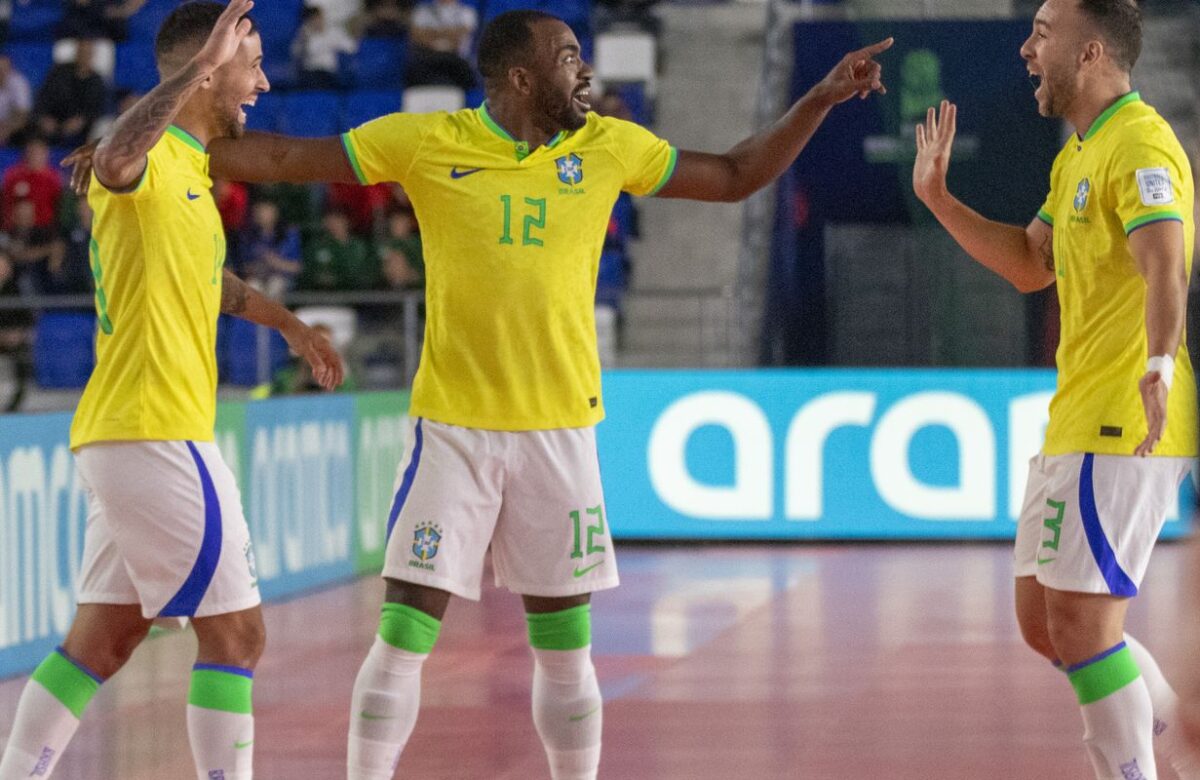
[186,663,255,780]
[0,647,103,780]
[1068,641,1156,780]
[1124,634,1200,779]
[347,603,441,780]
[528,605,602,780]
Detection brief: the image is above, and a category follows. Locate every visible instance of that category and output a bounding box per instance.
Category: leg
[0,604,149,780]
[524,593,602,780]
[347,580,450,780]
[185,607,266,780]
[1015,575,1058,663]
[1046,589,1155,780]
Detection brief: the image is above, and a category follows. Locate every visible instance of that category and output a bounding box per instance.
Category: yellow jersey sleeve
[604,117,677,197]
[1109,132,1189,235]
[342,112,442,186]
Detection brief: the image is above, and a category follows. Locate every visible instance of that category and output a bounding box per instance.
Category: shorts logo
[1073,177,1090,213]
[1039,498,1065,565]
[412,522,443,562]
[556,153,584,186]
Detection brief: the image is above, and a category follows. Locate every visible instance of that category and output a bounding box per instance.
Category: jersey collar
[477,102,567,162]
[1079,91,1141,142]
[166,124,207,155]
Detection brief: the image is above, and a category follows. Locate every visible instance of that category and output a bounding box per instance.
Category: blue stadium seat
[126,0,177,44]
[341,89,403,130]
[277,91,341,137]
[254,0,303,85]
[0,148,21,172]
[5,43,55,94]
[349,38,408,90]
[483,0,591,30]
[114,41,159,93]
[9,0,63,41]
[218,315,288,386]
[244,91,283,133]
[33,313,96,389]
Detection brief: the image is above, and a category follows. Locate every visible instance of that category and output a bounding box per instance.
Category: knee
[195,614,266,669]
[63,626,149,680]
[1044,599,1091,655]
[1016,612,1057,662]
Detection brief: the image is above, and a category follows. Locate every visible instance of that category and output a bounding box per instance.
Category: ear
[508,66,533,96]
[1080,38,1105,68]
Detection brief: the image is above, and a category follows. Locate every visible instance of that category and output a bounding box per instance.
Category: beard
[1038,69,1076,119]
[216,103,246,141]
[534,84,587,134]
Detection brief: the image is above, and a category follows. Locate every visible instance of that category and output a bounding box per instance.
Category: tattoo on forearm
[221,270,249,314]
[1039,234,1055,274]
[102,62,212,173]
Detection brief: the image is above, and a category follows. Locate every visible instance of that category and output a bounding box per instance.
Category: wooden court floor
[1,543,1194,779]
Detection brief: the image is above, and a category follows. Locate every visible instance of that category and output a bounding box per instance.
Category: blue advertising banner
[597,370,1196,540]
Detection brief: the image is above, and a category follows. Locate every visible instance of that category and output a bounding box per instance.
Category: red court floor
[1,543,1193,779]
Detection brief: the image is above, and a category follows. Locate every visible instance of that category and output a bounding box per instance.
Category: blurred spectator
[0,1,10,46]
[0,53,31,147]
[596,90,633,122]
[407,0,476,91]
[57,0,147,43]
[303,0,364,37]
[33,39,107,146]
[299,209,378,291]
[2,137,62,231]
[379,208,422,289]
[7,198,56,294]
[0,248,33,349]
[251,181,318,228]
[326,180,391,235]
[89,88,140,142]
[357,0,411,38]
[269,322,357,394]
[213,179,249,232]
[46,197,94,298]
[292,6,357,91]
[237,199,302,299]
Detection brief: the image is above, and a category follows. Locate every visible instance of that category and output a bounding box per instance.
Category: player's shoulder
[1109,99,1183,151]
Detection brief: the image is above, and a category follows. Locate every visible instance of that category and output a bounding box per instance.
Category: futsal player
[912,1,1198,777]
[130,11,891,779]
[0,3,342,779]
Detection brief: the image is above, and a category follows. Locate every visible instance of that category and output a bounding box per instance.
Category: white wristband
[1147,354,1175,389]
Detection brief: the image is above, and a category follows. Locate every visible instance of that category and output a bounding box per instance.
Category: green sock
[378,603,442,654]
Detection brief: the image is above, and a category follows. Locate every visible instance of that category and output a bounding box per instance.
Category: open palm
[194,0,255,71]
[913,100,957,204]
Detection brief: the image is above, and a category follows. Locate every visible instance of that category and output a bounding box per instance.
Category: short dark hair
[155,1,257,65]
[477,10,560,82]
[1077,0,1142,72]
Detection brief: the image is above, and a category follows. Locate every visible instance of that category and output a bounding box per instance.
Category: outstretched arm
[208,133,360,184]
[656,38,893,202]
[913,101,1056,293]
[221,269,344,390]
[93,0,255,190]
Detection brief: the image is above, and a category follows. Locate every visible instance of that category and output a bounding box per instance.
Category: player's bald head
[155,1,257,75]
[1075,0,1142,72]
[477,9,561,84]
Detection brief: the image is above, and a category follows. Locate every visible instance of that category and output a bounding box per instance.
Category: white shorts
[1014,452,1193,596]
[381,418,619,601]
[75,441,261,620]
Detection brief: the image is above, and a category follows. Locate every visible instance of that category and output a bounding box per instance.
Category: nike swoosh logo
[187,189,200,200]
[450,167,484,179]
[360,711,395,721]
[234,740,253,749]
[573,561,604,578]
[569,706,600,722]
[1037,557,1055,565]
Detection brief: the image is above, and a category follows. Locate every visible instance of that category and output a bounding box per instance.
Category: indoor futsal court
[2,543,1194,779]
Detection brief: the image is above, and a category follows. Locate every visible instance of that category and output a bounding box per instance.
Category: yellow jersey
[71,126,226,449]
[1036,92,1197,456]
[343,105,676,430]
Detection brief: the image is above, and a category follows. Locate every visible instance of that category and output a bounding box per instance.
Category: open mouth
[1028,71,1043,95]
[238,97,257,124]
[572,87,591,112]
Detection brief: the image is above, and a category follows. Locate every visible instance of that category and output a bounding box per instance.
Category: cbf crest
[1074,177,1091,213]
[412,522,443,562]
[556,153,584,185]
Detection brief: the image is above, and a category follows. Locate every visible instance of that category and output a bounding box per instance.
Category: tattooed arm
[92,0,255,190]
[220,270,345,390]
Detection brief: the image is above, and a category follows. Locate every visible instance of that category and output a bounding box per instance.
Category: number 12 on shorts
[570,505,606,560]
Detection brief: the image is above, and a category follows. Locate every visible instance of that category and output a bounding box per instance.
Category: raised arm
[93,0,255,190]
[208,132,359,184]
[220,269,344,390]
[656,38,892,203]
[913,101,1056,293]
[1128,220,1188,456]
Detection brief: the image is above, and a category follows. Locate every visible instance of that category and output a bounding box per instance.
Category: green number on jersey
[570,505,607,560]
[499,194,547,247]
[89,238,114,335]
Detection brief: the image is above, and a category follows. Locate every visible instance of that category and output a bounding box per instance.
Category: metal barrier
[615,287,739,368]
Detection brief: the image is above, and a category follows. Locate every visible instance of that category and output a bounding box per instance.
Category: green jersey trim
[647,147,679,197]
[1082,91,1141,142]
[341,132,369,185]
[1037,208,1054,227]
[166,124,207,154]
[1124,209,1184,235]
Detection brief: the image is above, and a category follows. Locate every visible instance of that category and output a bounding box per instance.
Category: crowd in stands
[0,0,658,388]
